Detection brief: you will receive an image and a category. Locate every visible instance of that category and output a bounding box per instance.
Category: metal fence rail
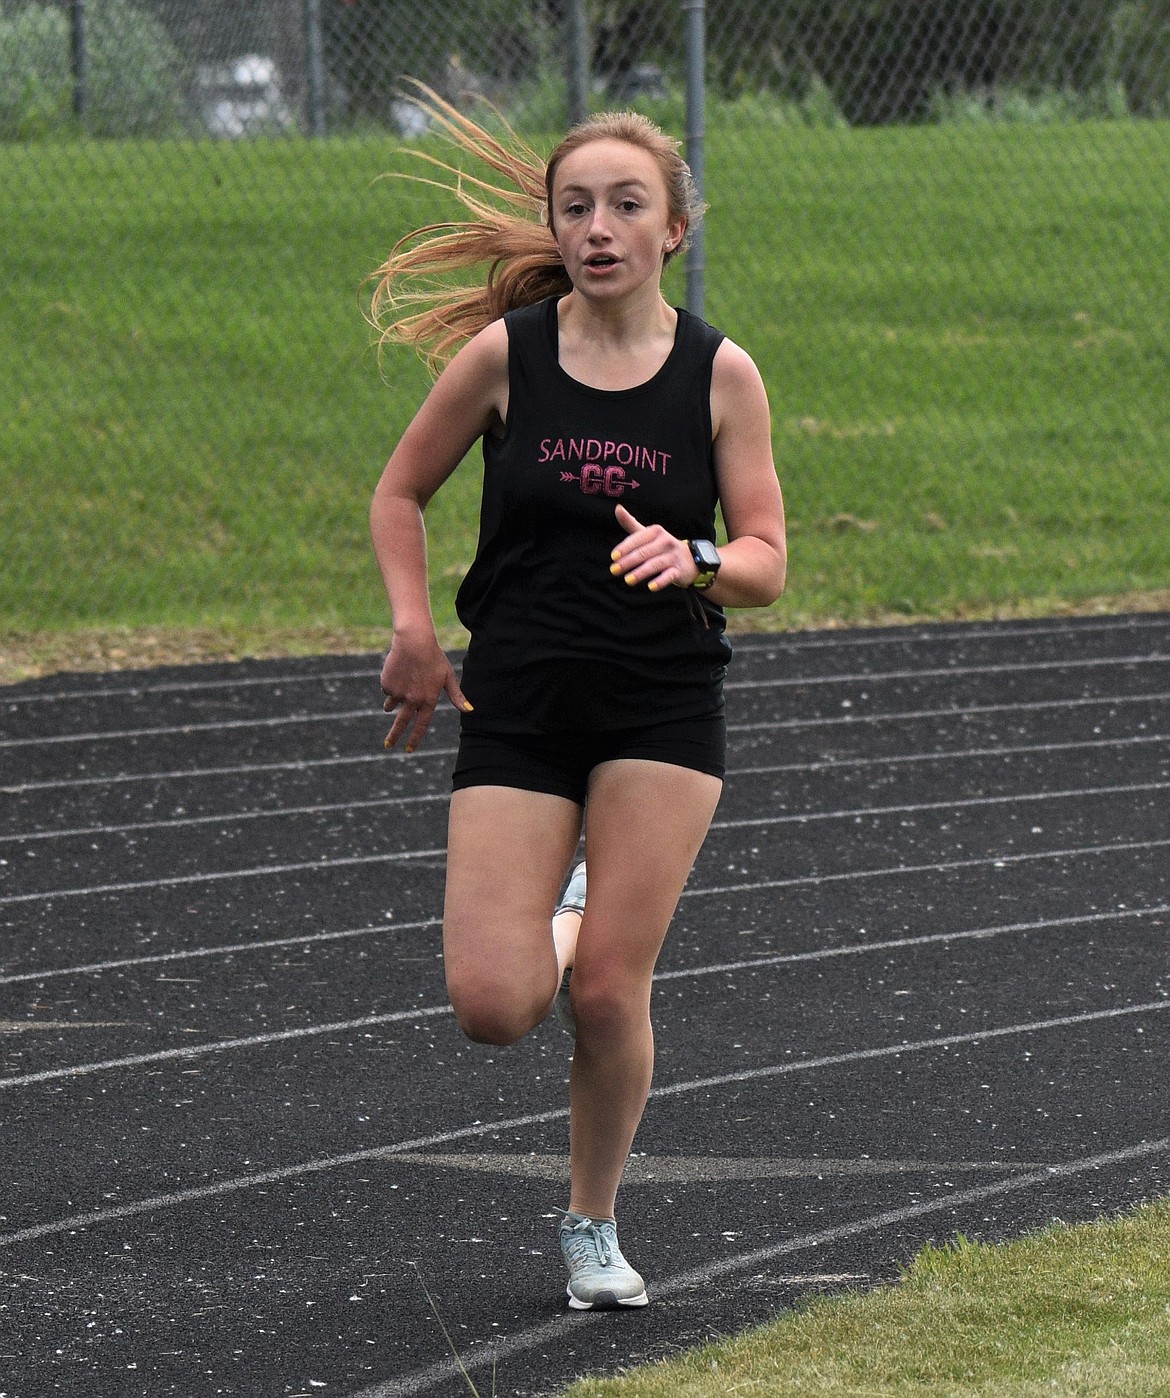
[2,0,1168,639]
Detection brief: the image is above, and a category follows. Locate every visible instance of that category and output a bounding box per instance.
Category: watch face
[693,539,720,569]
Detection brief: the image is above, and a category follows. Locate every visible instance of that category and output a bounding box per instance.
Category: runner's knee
[569,966,649,1040]
[446,964,550,1046]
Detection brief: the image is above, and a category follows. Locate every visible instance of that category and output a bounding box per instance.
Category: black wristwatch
[687,538,721,590]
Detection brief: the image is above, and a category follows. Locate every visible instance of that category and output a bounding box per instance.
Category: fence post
[683,0,706,316]
[71,0,88,124]
[566,0,590,126]
[303,0,327,137]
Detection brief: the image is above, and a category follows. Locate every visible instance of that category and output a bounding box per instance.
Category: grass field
[557,1201,1170,1397]
[2,118,1168,678]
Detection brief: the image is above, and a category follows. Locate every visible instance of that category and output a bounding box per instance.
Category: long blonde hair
[366,83,704,372]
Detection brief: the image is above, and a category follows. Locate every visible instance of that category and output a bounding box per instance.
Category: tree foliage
[607,0,1170,124]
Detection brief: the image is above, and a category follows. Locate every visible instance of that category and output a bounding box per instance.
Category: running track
[1,613,1168,1397]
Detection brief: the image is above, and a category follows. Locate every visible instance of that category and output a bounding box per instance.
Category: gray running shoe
[559,1212,648,1310]
[555,861,587,917]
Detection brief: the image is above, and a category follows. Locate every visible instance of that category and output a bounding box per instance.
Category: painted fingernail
[383,736,395,750]
[625,574,637,586]
[610,563,622,575]
[647,581,659,591]
[405,744,415,754]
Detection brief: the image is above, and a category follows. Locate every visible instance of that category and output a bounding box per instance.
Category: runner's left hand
[609,504,697,591]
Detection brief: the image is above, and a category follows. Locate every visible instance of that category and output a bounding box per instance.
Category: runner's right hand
[379,632,472,753]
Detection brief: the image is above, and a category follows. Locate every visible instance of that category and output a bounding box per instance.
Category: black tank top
[456,294,731,732]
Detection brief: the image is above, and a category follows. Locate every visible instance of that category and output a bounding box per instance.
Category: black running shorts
[452,713,726,806]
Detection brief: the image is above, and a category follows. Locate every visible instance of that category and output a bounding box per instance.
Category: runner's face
[550,139,685,300]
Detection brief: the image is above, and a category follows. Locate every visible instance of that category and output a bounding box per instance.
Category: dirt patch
[0,624,396,687]
[2,593,1167,687]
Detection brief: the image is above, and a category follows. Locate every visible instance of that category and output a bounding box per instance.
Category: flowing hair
[366,82,704,373]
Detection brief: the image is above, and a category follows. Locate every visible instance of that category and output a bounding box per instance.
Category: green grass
[2,137,427,633]
[1,119,1168,654]
[557,1201,1170,1397]
[703,120,1170,626]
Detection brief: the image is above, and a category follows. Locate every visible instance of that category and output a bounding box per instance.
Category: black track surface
[2,613,1168,1397]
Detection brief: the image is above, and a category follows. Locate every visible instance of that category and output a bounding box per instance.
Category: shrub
[0,5,71,140]
[0,0,186,140]
[85,0,187,137]
[927,80,1133,124]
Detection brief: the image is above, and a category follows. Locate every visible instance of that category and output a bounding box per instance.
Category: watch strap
[688,539,720,590]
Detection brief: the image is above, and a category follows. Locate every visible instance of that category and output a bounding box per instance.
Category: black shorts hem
[451,714,726,807]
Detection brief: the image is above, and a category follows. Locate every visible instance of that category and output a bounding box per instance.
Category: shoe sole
[566,1285,649,1310]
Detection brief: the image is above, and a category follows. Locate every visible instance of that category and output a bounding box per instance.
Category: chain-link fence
[3,1,1168,653]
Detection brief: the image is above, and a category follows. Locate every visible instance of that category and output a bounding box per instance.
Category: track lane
[0,614,1167,1397]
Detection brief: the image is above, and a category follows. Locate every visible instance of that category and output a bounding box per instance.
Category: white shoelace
[561,1214,616,1269]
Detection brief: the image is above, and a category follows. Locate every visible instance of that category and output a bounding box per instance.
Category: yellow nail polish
[405,744,415,754]
[383,736,395,750]
[610,562,622,575]
[625,574,637,586]
[648,581,659,591]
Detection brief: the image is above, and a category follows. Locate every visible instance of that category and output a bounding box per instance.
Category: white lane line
[4,613,1165,707]
[651,1141,1170,1292]
[7,690,1168,795]
[0,1019,132,1033]
[689,836,1170,897]
[4,654,1167,751]
[734,730,1170,777]
[712,777,1168,827]
[2,1004,1168,1238]
[0,707,377,749]
[654,903,1170,984]
[0,1105,570,1248]
[4,987,1168,1095]
[0,846,448,905]
[0,1003,455,1088]
[3,833,1166,909]
[354,1134,1170,1398]
[6,901,1164,991]
[1,666,377,706]
[0,918,441,986]
[4,749,445,795]
[5,768,1165,848]
[716,779,1170,832]
[727,689,1170,735]
[724,614,1168,650]
[728,651,1170,692]
[648,999,1170,1101]
[0,791,449,844]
